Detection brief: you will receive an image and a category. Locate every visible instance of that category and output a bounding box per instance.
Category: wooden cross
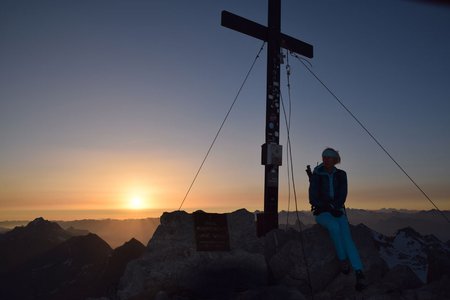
[221,0,313,236]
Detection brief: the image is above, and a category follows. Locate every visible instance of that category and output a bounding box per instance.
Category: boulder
[313,273,355,300]
[351,224,389,281]
[228,209,264,253]
[315,265,422,300]
[266,226,340,294]
[265,223,388,295]
[118,210,267,300]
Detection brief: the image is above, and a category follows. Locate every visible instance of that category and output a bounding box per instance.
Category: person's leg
[315,212,347,261]
[336,215,363,271]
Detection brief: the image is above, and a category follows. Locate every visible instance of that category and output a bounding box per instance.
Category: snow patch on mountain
[374,229,428,282]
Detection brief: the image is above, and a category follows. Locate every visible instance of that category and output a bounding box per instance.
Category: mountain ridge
[278,208,450,242]
[1,208,448,243]
[0,218,146,300]
[0,216,72,274]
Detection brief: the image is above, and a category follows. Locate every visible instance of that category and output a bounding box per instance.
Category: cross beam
[221,0,313,236]
[221,11,313,59]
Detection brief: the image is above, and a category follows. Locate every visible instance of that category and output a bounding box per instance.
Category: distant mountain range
[1,209,448,247]
[278,209,450,242]
[58,218,160,248]
[0,218,146,300]
[0,226,10,233]
[0,217,160,248]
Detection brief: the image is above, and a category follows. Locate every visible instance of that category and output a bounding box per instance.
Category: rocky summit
[118,209,267,300]
[118,209,450,300]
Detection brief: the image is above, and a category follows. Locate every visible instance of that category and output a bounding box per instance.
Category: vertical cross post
[262,0,282,234]
[221,0,313,236]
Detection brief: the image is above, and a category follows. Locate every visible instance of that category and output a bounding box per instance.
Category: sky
[1,0,449,220]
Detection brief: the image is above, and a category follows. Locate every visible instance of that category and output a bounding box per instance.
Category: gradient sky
[1,0,449,220]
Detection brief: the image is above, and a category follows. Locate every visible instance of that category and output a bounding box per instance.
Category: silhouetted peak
[113,238,145,256]
[232,208,251,214]
[29,217,45,225]
[0,218,72,274]
[423,234,443,245]
[100,238,146,294]
[123,237,144,248]
[28,217,53,227]
[26,217,64,232]
[397,227,422,239]
[3,217,69,242]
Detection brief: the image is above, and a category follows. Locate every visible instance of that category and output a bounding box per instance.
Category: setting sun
[129,196,145,210]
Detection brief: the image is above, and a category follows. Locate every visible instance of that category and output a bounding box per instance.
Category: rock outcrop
[2,213,449,299]
[118,209,267,300]
[118,210,450,300]
[264,223,389,296]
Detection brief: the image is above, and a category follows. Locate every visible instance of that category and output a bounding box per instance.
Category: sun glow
[123,185,158,210]
[129,196,145,210]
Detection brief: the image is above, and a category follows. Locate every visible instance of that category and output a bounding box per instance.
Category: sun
[129,196,145,210]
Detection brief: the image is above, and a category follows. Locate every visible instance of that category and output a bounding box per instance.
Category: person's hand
[312,204,332,216]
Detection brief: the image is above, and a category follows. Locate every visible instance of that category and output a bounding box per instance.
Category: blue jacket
[308,163,348,209]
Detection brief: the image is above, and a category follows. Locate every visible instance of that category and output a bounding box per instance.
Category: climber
[308,147,367,291]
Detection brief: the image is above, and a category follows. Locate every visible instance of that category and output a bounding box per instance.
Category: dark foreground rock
[1,233,112,300]
[265,223,389,296]
[0,218,147,300]
[118,210,450,300]
[117,209,267,300]
[0,217,72,274]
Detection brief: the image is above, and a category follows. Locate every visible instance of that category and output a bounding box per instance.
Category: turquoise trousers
[315,212,363,271]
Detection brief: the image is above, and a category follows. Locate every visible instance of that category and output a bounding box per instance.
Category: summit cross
[221,0,313,236]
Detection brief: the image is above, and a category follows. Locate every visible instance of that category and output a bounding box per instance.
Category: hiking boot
[340,260,350,275]
[355,270,367,291]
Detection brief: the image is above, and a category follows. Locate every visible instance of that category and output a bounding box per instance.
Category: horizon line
[0,207,448,223]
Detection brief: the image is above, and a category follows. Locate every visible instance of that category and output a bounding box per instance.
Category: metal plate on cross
[193,211,230,252]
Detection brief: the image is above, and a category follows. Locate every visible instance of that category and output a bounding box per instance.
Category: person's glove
[312,204,343,217]
[312,204,332,216]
